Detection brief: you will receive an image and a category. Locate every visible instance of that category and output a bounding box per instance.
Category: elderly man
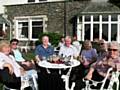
[97,39,108,60]
[35,36,64,90]
[85,41,120,89]
[59,36,78,58]
[35,35,54,62]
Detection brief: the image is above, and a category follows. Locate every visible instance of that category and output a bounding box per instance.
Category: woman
[85,41,120,89]
[80,40,97,68]
[0,40,37,89]
[73,40,97,90]
[0,40,23,89]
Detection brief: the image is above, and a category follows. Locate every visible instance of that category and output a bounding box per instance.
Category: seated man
[35,35,54,62]
[10,39,35,70]
[35,35,65,90]
[59,36,78,58]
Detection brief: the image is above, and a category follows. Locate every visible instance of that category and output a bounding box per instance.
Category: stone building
[1,0,120,43]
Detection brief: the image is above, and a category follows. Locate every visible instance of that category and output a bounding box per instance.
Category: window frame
[14,15,47,41]
[77,14,120,43]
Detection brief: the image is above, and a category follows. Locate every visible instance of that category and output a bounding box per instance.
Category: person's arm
[85,67,95,80]
[35,55,41,63]
[0,56,13,74]
[3,63,14,75]
[91,48,98,63]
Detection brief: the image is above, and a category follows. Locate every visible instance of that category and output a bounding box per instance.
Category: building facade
[1,0,120,43]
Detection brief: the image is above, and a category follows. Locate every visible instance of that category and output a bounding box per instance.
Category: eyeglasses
[99,43,104,45]
[11,43,18,45]
[108,48,118,52]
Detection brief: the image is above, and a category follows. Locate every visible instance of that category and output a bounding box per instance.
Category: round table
[38,59,80,90]
[38,59,80,69]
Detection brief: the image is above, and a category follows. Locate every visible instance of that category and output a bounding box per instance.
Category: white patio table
[38,59,80,90]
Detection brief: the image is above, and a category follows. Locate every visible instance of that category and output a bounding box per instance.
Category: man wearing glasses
[10,39,35,70]
[97,39,108,60]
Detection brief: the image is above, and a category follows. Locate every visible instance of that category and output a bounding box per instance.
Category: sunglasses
[108,48,118,52]
[12,43,18,45]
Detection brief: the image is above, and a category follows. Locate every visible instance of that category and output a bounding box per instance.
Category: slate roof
[81,2,120,14]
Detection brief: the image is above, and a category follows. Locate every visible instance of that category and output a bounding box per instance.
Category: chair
[61,67,76,90]
[3,73,38,90]
[82,68,113,90]
[21,73,38,90]
[107,70,120,90]
[19,42,30,53]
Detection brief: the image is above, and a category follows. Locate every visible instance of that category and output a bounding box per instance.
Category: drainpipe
[64,0,67,36]
[2,14,12,40]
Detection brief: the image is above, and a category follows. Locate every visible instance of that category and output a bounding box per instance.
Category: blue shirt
[35,44,54,58]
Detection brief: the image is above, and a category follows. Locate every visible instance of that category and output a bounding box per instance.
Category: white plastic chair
[107,70,120,90]
[61,67,76,90]
[82,68,113,90]
[3,85,17,90]
[19,42,30,53]
[21,73,38,90]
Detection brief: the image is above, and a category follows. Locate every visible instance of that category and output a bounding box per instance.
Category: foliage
[23,50,35,60]
[35,32,63,47]
[109,0,120,7]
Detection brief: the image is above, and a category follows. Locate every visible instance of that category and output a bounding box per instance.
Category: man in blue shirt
[35,35,54,62]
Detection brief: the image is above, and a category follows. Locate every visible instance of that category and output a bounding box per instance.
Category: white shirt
[59,44,78,57]
[0,52,21,77]
[72,41,82,55]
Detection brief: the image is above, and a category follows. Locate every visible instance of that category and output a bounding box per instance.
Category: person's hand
[22,61,32,67]
[77,55,83,62]
[20,68,26,76]
[3,63,14,75]
[84,73,92,80]
[83,60,90,68]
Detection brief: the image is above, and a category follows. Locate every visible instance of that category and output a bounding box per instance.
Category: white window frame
[14,15,47,41]
[77,14,120,43]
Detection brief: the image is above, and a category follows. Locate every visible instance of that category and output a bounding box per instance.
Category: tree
[109,0,120,7]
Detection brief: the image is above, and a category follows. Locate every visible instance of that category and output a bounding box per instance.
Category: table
[38,59,80,90]
[38,59,80,69]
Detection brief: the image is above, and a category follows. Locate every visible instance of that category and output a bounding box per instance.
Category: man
[97,39,108,60]
[10,39,35,70]
[59,36,78,58]
[35,36,64,90]
[35,35,54,62]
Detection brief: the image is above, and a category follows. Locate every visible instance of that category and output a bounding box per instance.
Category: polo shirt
[35,44,54,59]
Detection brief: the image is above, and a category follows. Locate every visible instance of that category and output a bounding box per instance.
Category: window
[111,24,117,41]
[84,24,90,40]
[102,24,108,41]
[32,21,43,38]
[0,24,3,37]
[15,16,47,41]
[18,22,28,38]
[28,0,35,2]
[78,14,120,42]
[28,0,47,3]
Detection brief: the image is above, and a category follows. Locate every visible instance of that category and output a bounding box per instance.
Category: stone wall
[5,1,89,36]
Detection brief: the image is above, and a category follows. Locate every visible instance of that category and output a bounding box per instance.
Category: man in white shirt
[59,36,78,58]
